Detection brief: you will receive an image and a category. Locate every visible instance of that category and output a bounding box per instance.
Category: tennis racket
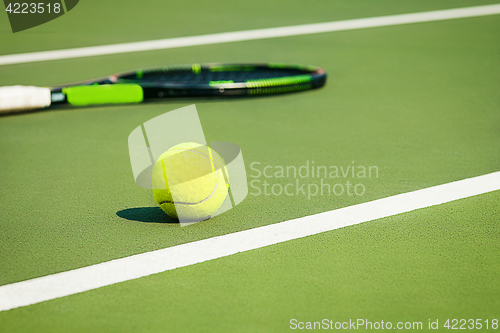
[0,63,326,114]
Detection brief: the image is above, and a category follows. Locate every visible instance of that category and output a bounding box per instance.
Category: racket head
[109,63,327,98]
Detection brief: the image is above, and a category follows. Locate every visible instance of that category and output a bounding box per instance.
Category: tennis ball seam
[160,148,222,205]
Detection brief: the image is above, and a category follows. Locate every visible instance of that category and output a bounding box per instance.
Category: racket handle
[0,86,51,114]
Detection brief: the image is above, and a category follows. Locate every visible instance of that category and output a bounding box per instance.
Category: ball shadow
[116,207,179,224]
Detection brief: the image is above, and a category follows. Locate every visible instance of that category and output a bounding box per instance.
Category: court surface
[0,1,499,332]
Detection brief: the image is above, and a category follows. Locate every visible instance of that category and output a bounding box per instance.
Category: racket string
[128,69,308,84]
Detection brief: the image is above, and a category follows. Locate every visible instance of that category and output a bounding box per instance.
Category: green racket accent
[245,75,312,88]
[192,64,201,74]
[209,80,234,86]
[63,84,144,106]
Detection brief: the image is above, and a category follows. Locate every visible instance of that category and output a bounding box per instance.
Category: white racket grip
[0,86,51,113]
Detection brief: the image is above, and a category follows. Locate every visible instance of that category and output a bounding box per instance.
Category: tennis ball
[151,142,229,221]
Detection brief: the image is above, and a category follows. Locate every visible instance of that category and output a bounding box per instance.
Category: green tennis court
[1,0,499,331]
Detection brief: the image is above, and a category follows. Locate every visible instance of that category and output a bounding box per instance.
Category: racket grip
[0,86,51,114]
[63,84,143,106]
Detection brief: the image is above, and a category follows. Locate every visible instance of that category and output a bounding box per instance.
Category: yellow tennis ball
[151,142,229,221]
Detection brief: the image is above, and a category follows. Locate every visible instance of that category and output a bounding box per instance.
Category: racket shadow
[0,89,321,117]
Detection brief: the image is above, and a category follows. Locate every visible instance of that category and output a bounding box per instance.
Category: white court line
[0,172,499,311]
[1,4,500,66]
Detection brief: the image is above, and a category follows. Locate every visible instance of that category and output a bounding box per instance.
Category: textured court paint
[0,2,498,328]
[1,11,499,288]
[0,4,499,65]
[0,172,498,311]
[0,191,498,332]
